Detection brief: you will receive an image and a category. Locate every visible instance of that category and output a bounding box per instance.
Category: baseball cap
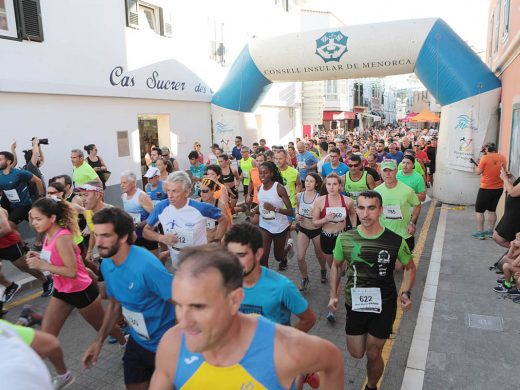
[73,181,103,193]
[144,167,160,179]
[380,159,397,171]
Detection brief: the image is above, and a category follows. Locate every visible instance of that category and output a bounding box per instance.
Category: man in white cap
[375,159,421,252]
[144,167,165,206]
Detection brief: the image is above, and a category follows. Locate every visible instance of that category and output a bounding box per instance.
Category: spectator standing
[472,143,507,240]
[232,136,243,161]
[84,144,109,188]
[493,169,520,247]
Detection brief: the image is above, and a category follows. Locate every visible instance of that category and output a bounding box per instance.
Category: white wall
[0,93,211,183]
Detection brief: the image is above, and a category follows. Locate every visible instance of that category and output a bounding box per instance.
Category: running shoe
[493,284,510,293]
[320,269,327,283]
[496,277,505,284]
[2,282,21,303]
[107,335,118,344]
[512,296,520,304]
[507,287,520,296]
[286,238,295,259]
[18,305,43,327]
[326,311,336,323]
[41,276,54,298]
[278,259,288,271]
[471,231,485,240]
[52,371,75,389]
[299,277,309,291]
[484,229,494,238]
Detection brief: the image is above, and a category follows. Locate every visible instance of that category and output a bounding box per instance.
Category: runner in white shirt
[143,171,224,268]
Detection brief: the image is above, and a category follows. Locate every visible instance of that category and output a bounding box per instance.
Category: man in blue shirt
[295,141,318,184]
[232,136,243,161]
[225,222,315,331]
[321,147,349,177]
[387,143,404,164]
[0,151,44,224]
[82,207,175,389]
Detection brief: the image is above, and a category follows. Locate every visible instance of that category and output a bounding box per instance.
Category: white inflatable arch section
[211,18,501,205]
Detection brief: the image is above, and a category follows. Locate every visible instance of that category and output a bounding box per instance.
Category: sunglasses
[200,189,211,193]
[348,164,360,168]
[47,191,59,195]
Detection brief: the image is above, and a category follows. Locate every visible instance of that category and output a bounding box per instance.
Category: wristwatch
[402,290,411,299]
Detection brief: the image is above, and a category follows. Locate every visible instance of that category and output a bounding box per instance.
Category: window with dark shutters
[17,0,44,42]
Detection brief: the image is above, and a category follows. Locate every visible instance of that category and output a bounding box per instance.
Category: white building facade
[0,0,305,203]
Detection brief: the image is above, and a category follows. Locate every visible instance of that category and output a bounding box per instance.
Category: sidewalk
[401,205,520,390]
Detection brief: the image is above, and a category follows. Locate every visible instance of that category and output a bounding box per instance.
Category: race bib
[326,207,346,223]
[351,287,382,313]
[206,219,216,230]
[347,191,361,199]
[383,204,403,220]
[128,212,141,225]
[4,189,20,203]
[299,204,312,219]
[40,249,52,263]
[122,307,150,340]
[243,171,249,179]
[298,161,307,169]
[175,228,194,247]
[260,205,275,220]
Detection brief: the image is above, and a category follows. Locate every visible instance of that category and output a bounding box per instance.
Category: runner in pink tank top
[25,198,126,378]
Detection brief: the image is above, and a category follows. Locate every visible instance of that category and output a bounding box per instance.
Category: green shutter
[17,0,44,42]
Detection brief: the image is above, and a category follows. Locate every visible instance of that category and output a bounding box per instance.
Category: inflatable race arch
[211,18,501,205]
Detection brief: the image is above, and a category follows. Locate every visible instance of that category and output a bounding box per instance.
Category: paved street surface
[3,200,518,389]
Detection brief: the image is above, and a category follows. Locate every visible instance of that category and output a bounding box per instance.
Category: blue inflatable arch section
[211,18,501,205]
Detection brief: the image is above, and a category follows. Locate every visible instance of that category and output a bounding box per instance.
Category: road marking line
[5,291,42,310]
[400,205,448,390]
[362,199,437,390]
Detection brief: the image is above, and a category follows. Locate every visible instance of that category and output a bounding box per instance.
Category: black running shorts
[123,336,156,385]
[345,298,397,339]
[475,188,503,213]
[0,242,26,261]
[52,281,99,309]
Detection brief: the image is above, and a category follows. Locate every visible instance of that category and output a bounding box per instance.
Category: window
[139,4,159,34]
[1,0,43,41]
[325,80,338,100]
[494,0,501,53]
[126,0,172,37]
[502,0,511,40]
[509,104,520,176]
[0,0,17,38]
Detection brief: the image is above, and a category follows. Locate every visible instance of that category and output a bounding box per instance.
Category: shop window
[126,0,172,37]
[1,0,44,41]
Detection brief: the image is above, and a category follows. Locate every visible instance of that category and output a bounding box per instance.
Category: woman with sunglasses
[198,178,231,242]
[295,172,327,291]
[84,144,109,189]
[25,198,126,365]
[217,154,240,212]
[204,165,230,209]
[251,161,294,270]
[193,142,204,165]
[313,173,357,321]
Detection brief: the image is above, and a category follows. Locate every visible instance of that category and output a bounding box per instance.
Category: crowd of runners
[0,125,440,389]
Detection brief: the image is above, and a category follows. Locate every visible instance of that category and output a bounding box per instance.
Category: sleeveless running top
[298,192,318,219]
[146,180,165,205]
[319,194,348,223]
[42,228,92,293]
[258,182,289,234]
[0,231,20,248]
[122,188,148,223]
[344,171,369,201]
[240,157,254,186]
[221,169,235,184]
[173,316,289,390]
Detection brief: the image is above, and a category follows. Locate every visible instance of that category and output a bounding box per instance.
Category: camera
[31,137,49,145]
